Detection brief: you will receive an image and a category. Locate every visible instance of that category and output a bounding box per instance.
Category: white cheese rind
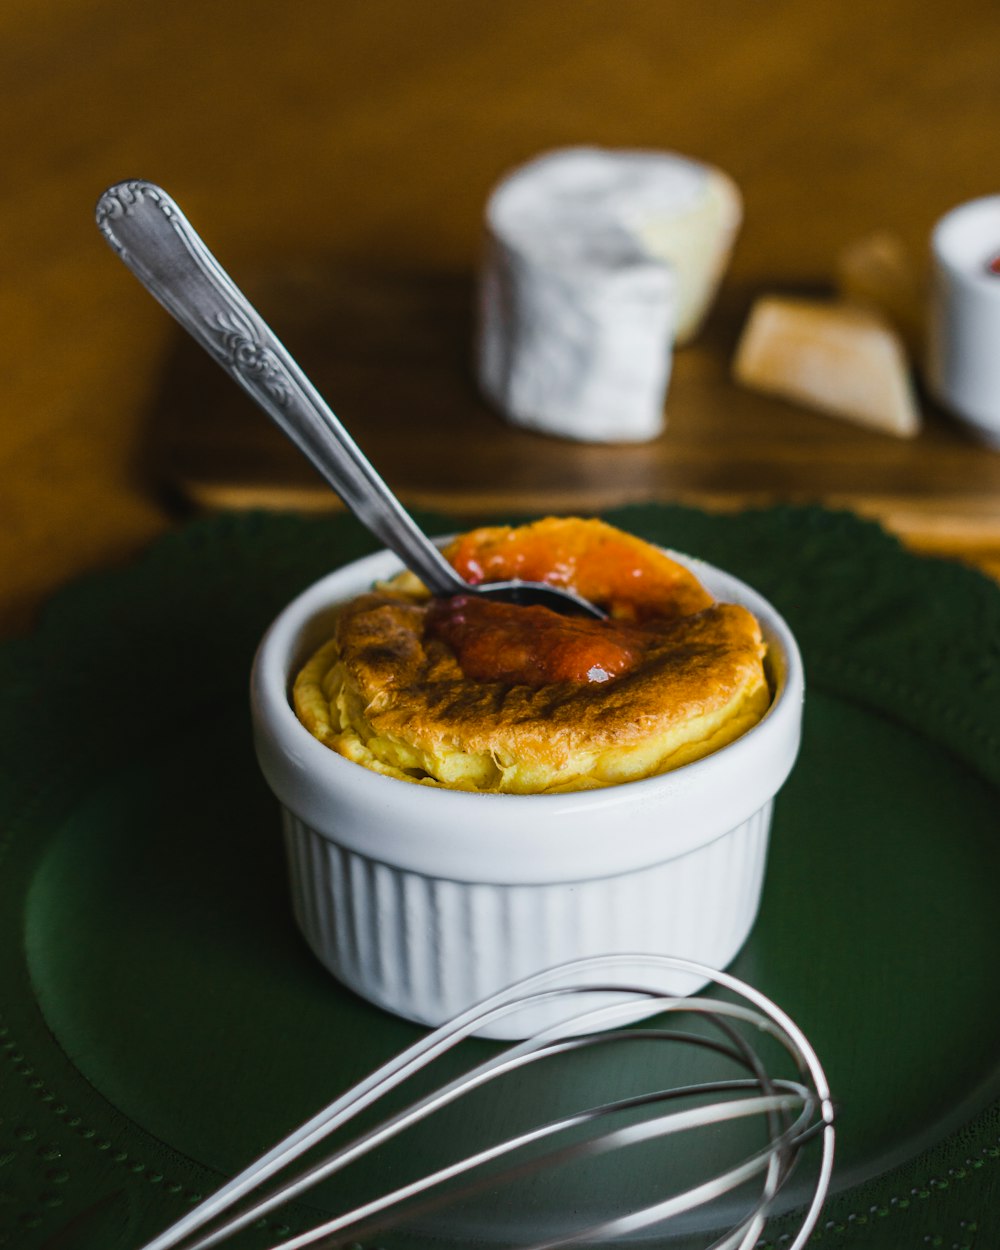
[479,230,675,442]
[478,146,741,443]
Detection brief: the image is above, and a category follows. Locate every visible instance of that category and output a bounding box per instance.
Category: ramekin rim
[250,542,804,808]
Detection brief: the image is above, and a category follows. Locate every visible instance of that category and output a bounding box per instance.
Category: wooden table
[5,10,1000,1247]
[3,0,1000,638]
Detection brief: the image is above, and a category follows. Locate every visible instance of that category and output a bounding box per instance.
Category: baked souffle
[293,517,770,793]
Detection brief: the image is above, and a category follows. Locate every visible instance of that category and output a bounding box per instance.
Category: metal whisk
[136,955,835,1250]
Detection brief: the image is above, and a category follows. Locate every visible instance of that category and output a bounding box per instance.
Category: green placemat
[1,504,999,1250]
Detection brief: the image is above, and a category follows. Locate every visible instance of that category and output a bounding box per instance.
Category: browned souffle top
[423,516,716,686]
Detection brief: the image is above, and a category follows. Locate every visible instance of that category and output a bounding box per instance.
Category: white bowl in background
[929,194,1000,449]
[250,544,803,1039]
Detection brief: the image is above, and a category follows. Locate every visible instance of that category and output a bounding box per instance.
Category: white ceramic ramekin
[929,194,1000,449]
[251,545,803,1039]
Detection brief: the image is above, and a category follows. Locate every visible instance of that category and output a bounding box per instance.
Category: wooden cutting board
[145,263,1000,573]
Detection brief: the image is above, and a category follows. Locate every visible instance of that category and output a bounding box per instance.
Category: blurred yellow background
[3,0,1000,634]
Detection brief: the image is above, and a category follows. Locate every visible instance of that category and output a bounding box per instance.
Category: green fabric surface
[1,504,999,1250]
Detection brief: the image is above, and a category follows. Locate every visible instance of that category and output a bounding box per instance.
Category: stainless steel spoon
[95,180,604,618]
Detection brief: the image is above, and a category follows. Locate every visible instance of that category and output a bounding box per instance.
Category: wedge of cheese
[835,230,927,362]
[733,296,921,438]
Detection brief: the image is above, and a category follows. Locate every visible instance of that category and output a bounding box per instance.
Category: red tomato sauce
[426,522,710,688]
[425,596,650,687]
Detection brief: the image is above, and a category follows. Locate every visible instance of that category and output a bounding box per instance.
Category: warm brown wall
[2,0,999,631]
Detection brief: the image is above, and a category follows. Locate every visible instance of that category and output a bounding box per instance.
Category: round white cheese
[477,146,741,443]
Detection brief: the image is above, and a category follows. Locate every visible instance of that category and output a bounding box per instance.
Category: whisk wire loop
[271,1085,817,1250]
[175,1011,792,1250]
[137,954,835,1250]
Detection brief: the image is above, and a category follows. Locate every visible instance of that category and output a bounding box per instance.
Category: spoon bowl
[95,180,605,620]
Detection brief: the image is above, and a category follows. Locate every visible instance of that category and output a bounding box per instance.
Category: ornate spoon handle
[95,180,469,598]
